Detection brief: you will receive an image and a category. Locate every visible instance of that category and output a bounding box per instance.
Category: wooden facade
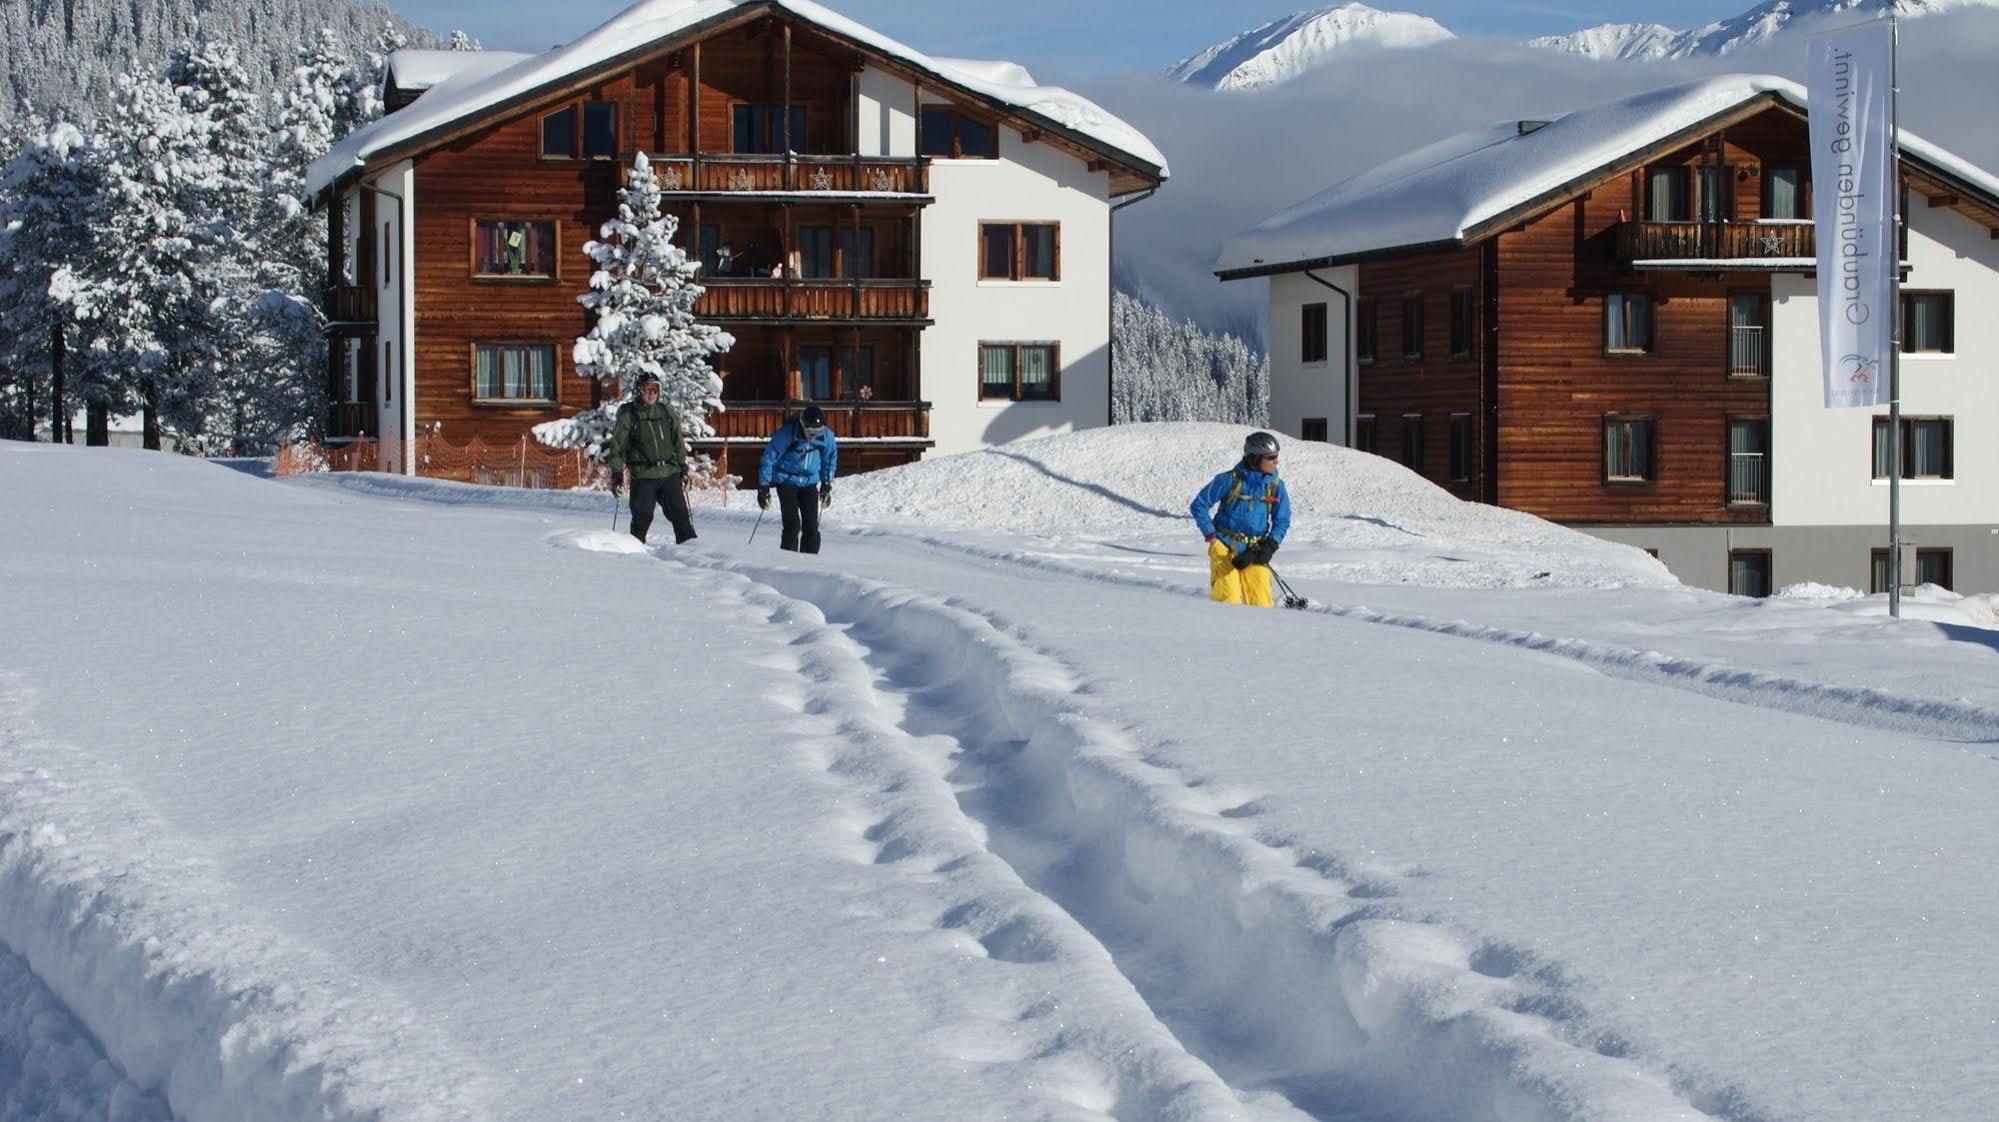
[1351,107,1843,525]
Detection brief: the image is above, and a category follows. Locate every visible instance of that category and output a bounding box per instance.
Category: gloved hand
[1253,538,1279,566]
[757,487,771,510]
[819,484,832,509]
[1231,546,1254,571]
[607,470,623,497]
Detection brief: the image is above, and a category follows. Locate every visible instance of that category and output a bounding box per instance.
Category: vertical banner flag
[1809,21,1896,408]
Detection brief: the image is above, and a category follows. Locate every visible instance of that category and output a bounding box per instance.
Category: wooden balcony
[648,155,929,196]
[1615,221,1815,264]
[700,401,931,443]
[697,278,929,322]
[327,401,378,440]
[325,285,377,333]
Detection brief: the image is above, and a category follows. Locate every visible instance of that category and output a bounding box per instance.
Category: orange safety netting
[276,434,738,505]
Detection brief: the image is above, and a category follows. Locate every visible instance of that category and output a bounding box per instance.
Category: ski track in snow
[665,549,1718,1122]
[0,679,495,1122]
[845,525,1999,747]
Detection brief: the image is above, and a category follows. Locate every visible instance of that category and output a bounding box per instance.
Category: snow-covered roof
[1217,74,1999,277]
[385,49,536,94]
[308,0,1166,196]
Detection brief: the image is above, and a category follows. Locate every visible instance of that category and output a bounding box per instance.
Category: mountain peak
[1166,3,1455,92]
[1532,0,1999,60]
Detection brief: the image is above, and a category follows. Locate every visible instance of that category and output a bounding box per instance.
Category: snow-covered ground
[4,428,1998,1122]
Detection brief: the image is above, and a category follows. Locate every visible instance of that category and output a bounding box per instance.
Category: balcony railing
[327,401,378,440]
[701,401,931,442]
[1728,325,1770,377]
[648,155,929,195]
[1729,452,1769,505]
[328,284,377,325]
[697,278,929,321]
[1616,221,1815,262]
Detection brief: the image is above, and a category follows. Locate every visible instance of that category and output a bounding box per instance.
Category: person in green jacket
[605,374,697,545]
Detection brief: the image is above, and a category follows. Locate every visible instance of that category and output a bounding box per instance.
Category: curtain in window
[1019,347,1053,397]
[800,348,833,400]
[1768,169,1802,219]
[1024,225,1055,278]
[531,223,555,275]
[477,346,500,399]
[1872,419,1893,478]
[1907,296,1945,351]
[1607,295,1647,350]
[528,346,554,399]
[1697,166,1730,222]
[1910,420,1946,477]
[1647,167,1683,221]
[981,346,1014,397]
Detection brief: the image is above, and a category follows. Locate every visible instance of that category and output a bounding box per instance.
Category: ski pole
[610,471,622,532]
[749,506,766,545]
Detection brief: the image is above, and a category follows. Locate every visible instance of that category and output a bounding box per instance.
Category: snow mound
[547,528,649,553]
[837,422,1672,590]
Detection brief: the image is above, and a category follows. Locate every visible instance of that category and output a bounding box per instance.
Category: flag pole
[1888,13,1904,619]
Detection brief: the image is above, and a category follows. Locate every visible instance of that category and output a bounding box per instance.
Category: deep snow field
[3,428,1998,1122]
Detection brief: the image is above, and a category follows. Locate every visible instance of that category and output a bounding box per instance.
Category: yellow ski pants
[1208,539,1274,608]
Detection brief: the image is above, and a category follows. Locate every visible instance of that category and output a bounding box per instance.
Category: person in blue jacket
[1190,432,1292,607]
[758,405,839,553]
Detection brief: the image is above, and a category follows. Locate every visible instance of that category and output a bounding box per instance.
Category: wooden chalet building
[1220,76,1999,596]
[304,0,1166,479]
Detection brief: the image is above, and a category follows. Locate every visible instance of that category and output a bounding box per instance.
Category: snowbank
[836,422,1673,589]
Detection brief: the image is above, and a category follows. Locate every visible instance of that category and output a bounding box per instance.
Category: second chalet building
[304,0,1167,477]
[1221,76,1999,596]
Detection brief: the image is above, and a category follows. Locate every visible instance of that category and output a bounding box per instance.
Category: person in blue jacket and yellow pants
[758,405,839,553]
[1190,432,1291,607]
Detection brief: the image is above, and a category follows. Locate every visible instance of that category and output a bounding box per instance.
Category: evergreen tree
[0,117,98,441]
[535,153,734,468]
[1112,290,1269,425]
[447,30,482,51]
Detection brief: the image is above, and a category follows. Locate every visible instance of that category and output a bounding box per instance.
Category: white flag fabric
[1809,20,1896,408]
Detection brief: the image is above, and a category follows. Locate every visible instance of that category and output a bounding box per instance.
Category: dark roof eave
[1215,238,1467,281]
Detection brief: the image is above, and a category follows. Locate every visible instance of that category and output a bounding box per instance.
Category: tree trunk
[142,379,160,450]
[50,321,66,444]
[86,400,109,446]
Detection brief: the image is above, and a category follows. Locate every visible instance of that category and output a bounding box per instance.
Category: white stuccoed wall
[1772,203,1999,527]
[857,67,1114,457]
[1266,267,1357,444]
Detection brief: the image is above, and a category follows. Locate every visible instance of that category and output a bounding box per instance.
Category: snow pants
[630,474,696,545]
[1208,539,1274,608]
[776,483,821,554]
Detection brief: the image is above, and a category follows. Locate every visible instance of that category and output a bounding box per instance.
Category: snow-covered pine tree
[1112,290,1269,425]
[278,27,380,165]
[534,152,734,474]
[447,30,482,51]
[0,118,99,442]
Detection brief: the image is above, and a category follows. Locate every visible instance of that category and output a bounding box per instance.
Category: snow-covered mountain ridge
[1165,3,1454,91]
[1172,0,1999,88]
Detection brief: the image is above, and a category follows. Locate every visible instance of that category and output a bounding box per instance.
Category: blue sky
[392,1,1757,71]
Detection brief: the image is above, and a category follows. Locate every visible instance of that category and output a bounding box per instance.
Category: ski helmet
[800,405,827,431]
[635,373,662,393]
[1243,432,1281,460]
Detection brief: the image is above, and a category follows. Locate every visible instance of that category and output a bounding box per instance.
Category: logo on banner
[1840,354,1881,385]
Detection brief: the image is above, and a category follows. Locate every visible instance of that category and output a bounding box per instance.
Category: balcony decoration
[867,167,897,193]
[808,166,834,191]
[729,167,754,192]
[658,163,685,191]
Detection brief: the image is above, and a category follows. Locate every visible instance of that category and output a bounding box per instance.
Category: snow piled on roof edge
[307,0,1165,196]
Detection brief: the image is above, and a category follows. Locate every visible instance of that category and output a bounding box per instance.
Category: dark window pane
[1302,302,1328,363]
[1903,293,1952,353]
[1730,553,1770,598]
[840,228,875,278]
[1401,417,1424,471]
[1357,302,1376,363]
[800,347,834,400]
[583,103,617,158]
[1918,550,1953,590]
[1303,419,1329,442]
[959,115,995,158]
[799,227,835,279]
[982,225,1015,279]
[1402,297,1423,358]
[542,106,576,158]
[920,108,954,157]
[733,105,761,153]
[787,106,807,152]
[1356,417,1376,454]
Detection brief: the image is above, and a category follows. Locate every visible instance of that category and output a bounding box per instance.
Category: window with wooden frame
[1400,294,1424,360]
[1448,413,1473,483]
[1696,164,1732,222]
[473,343,559,404]
[1873,416,1953,480]
[1400,414,1425,472]
[1448,289,1474,359]
[1728,291,1770,377]
[732,104,808,154]
[1356,300,1377,364]
[1605,292,1652,354]
[1603,415,1655,483]
[1728,550,1772,599]
[920,106,999,159]
[1301,302,1328,364]
[473,220,559,279]
[1355,414,1377,454]
[1302,418,1329,442]
[1645,165,1689,222]
[1901,292,1954,354]
[979,222,1059,281]
[1765,167,1807,220]
[979,343,1059,401]
[540,102,617,159]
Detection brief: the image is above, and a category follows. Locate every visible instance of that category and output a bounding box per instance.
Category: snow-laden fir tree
[447,30,482,51]
[534,153,734,473]
[1112,290,1269,425]
[277,27,380,165]
[0,118,100,441]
